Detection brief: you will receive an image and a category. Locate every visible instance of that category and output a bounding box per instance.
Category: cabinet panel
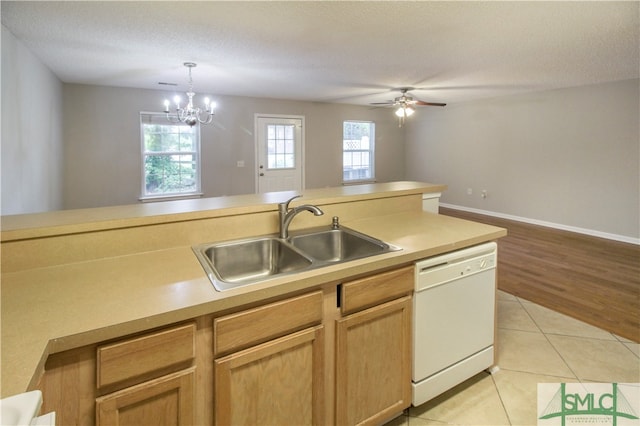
[214,291,322,356]
[341,266,413,315]
[215,326,324,426]
[96,368,195,426]
[336,296,412,426]
[97,323,195,389]
[39,345,97,425]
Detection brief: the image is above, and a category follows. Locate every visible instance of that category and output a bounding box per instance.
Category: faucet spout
[278,195,324,239]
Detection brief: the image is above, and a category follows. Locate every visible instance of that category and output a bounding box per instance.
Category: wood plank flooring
[440,207,640,343]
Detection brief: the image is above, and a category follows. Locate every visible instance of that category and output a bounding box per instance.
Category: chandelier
[163,62,216,126]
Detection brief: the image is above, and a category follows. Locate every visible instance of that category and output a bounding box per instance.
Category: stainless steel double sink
[193,226,401,291]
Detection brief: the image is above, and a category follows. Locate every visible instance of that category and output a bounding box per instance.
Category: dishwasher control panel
[415,242,497,291]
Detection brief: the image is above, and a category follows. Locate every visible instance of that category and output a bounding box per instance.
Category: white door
[256,115,304,193]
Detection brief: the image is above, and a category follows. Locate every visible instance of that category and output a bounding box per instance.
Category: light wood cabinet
[96,368,195,426]
[213,291,323,356]
[215,326,324,425]
[94,323,197,426]
[335,266,414,426]
[97,323,196,390]
[37,268,413,426]
[213,291,325,425]
[38,322,197,426]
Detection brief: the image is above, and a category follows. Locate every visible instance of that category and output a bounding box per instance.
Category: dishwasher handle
[418,262,449,273]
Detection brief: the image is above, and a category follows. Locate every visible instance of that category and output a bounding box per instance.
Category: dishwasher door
[413,242,497,385]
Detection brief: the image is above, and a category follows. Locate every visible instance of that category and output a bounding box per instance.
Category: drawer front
[341,266,414,315]
[214,291,323,356]
[97,322,196,389]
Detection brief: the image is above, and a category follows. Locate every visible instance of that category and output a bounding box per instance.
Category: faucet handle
[281,194,302,210]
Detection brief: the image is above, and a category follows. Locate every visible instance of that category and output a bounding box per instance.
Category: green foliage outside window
[142,121,199,196]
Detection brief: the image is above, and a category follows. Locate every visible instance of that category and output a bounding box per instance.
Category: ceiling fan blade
[370,102,394,105]
[415,100,447,107]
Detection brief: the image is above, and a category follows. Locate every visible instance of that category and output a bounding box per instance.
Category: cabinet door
[96,368,195,426]
[335,296,412,426]
[215,326,324,426]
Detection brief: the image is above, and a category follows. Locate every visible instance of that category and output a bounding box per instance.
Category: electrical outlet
[236,160,245,168]
[481,190,488,199]
[467,188,473,195]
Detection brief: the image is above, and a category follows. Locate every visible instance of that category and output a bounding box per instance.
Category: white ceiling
[2,1,638,106]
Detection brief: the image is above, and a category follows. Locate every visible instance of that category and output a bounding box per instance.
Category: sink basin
[193,226,401,291]
[193,237,313,291]
[288,227,396,263]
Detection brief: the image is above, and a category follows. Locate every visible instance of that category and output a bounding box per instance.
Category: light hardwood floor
[440,207,640,343]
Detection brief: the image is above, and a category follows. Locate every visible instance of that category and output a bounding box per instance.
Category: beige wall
[405,79,640,240]
[1,25,64,215]
[62,84,405,209]
[4,21,638,241]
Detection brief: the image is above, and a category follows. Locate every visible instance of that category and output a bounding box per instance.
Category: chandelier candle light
[164,62,216,126]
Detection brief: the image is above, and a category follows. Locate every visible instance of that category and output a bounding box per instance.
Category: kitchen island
[1,181,506,424]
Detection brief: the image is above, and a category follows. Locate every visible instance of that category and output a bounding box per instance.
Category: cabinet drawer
[341,266,414,315]
[97,322,196,389]
[214,291,323,356]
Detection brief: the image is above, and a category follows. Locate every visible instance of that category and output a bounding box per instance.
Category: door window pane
[266,124,295,169]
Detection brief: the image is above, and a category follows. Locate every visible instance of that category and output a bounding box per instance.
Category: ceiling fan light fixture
[371,88,445,127]
[395,105,414,118]
[163,62,216,126]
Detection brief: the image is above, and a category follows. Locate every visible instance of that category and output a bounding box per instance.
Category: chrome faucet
[278,195,324,239]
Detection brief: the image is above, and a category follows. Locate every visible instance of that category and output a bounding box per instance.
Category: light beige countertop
[1,181,446,241]
[1,182,505,397]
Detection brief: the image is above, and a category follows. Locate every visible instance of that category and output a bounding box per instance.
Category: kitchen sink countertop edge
[0,185,505,397]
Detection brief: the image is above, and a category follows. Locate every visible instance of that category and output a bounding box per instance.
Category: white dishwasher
[412,242,497,406]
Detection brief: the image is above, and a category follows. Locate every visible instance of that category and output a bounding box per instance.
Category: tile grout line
[516,295,583,382]
[518,299,623,342]
[489,372,514,426]
[517,293,640,380]
[613,334,640,359]
[515,296,544,335]
[497,297,577,380]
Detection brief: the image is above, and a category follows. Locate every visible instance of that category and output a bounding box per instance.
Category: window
[267,124,295,169]
[343,121,375,182]
[140,112,201,200]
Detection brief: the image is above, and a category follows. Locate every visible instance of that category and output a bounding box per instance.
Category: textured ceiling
[2,1,638,106]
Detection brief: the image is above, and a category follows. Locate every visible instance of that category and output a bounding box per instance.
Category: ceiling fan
[371,88,446,126]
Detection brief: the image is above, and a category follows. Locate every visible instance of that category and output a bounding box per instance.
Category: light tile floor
[387,290,640,425]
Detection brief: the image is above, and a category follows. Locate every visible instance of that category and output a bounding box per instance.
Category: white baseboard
[439,203,640,246]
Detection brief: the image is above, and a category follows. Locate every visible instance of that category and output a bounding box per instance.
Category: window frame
[139,112,203,202]
[342,120,376,184]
